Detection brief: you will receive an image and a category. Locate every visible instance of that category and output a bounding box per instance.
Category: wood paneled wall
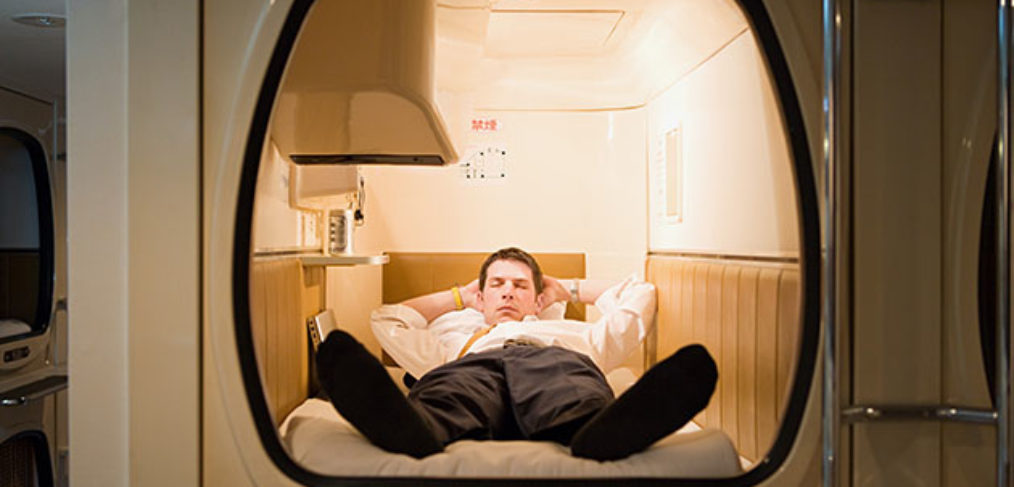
[646,255,800,463]
[250,258,323,425]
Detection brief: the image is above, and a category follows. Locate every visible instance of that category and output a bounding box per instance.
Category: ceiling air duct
[271,0,458,166]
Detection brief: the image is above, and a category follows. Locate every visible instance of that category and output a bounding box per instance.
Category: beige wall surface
[252,142,320,252]
[68,0,200,486]
[646,31,799,257]
[67,0,129,485]
[0,88,53,133]
[126,1,200,486]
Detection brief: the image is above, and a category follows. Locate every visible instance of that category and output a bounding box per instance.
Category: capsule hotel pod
[62,0,1005,486]
[0,84,66,486]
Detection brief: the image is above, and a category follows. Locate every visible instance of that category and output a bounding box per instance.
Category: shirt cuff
[371,303,429,329]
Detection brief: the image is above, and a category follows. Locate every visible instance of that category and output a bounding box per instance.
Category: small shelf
[1,374,67,407]
[299,254,389,267]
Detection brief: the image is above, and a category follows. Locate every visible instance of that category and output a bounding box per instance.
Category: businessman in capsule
[316,247,717,461]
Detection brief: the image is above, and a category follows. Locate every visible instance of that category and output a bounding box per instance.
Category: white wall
[359,108,648,276]
[68,1,200,486]
[251,142,320,252]
[646,31,799,257]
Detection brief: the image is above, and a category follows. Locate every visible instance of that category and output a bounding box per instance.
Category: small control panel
[0,337,42,371]
[307,318,322,351]
[3,346,29,363]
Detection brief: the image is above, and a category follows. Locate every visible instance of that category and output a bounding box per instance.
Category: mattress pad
[280,398,743,478]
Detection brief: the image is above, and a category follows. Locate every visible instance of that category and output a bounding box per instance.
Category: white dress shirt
[370,276,657,380]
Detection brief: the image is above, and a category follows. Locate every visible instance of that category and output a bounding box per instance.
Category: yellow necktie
[456,324,497,360]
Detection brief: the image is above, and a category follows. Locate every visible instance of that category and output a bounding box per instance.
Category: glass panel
[0,133,43,340]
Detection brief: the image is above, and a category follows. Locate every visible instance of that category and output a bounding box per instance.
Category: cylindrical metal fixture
[997,2,1011,485]
[822,0,841,486]
[327,208,356,255]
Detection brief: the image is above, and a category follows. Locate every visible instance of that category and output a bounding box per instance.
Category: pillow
[0,319,30,340]
[537,301,568,320]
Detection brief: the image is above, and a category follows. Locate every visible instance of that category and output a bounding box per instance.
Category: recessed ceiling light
[12,13,66,28]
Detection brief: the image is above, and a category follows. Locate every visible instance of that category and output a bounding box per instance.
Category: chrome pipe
[841,405,998,425]
[822,0,841,486]
[998,1,1011,485]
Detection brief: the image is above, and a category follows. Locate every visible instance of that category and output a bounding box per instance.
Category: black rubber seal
[979,138,1000,407]
[232,0,821,484]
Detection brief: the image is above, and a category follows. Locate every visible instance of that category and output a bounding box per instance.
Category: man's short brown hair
[478,247,544,294]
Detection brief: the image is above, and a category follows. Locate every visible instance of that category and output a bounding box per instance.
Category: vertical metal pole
[822,0,841,486]
[998,2,1011,485]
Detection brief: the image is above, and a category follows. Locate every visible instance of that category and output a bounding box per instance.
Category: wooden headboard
[249,257,323,425]
[382,252,586,320]
[646,254,801,464]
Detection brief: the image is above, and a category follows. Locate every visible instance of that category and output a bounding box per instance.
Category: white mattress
[279,398,744,478]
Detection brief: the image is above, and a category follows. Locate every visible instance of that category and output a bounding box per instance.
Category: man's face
[476,259,543,325]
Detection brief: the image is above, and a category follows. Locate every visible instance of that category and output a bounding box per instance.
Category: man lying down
[316,247,718,461]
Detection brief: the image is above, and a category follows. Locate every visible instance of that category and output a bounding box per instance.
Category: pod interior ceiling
[436,0,747,109]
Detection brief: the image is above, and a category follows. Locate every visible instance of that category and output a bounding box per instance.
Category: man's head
[476,247,544,324]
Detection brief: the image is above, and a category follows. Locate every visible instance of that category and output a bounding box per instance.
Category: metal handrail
[821,0,841,485]
[842,405,998,425]
[0,375,67,407]
[997,1,1011,485]
[822,2,1011,486]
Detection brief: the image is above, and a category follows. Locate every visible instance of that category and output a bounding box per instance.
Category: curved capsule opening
[233,0,819,483]
[0,128,55,345]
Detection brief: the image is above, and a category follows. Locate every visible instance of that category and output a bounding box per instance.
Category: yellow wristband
[451,286,464,310]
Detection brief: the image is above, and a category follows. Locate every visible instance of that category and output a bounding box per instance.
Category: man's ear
[474,289,485,310]
[536,292,546,310]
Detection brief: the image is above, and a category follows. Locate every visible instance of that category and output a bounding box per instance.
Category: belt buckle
[503,338,543,349]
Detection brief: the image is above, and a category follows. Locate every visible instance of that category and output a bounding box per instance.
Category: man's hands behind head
[461,279,480,310]
[540,276,572,310]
